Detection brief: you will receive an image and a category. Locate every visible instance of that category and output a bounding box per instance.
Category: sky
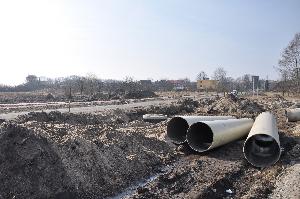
[0,0,299,85]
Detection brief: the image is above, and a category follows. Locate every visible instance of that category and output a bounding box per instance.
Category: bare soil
[0,93,299,199]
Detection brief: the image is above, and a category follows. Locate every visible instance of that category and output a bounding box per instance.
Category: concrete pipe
[186,118,253,152]
[243,112,281,167]
[142,114,168,122]
[286,108,300,122]
[167,116,235,144]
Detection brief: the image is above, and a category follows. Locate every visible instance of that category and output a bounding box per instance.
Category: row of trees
[0,74,196,96]
[0,71,265,95]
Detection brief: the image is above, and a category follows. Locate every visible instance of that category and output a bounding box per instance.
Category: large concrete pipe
[186,118,253,152]
[243,112,281,167]
[286,108,300,122]
[167,116,235,144]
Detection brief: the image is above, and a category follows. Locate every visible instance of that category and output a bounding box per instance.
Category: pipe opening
[244,134,280,167]
[167,117,189,144]
[186,122,213,152]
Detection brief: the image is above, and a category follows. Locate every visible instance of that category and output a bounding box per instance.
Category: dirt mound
[270,163,300,199]
[124,90,157,99]
[196,96,264,117]
[146,98,199,116]
[0,123,74,199]
[17,111,131,125]
[254,95,294,110]
[0,118,174,198]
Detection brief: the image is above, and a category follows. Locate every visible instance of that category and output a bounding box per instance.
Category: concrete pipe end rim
[167,117,189,144]
[244,133,281,168]
[186,122,213,152]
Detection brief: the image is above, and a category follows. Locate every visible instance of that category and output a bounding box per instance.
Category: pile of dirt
[122,98,199,122]
[146,98,199,116]
[0,113,174,198]
[16,110,135,126]
[196,97,265,118]
[0,93,61,104]
[17,111,107,125]
[254,95,294,110]
[124,90,157,99]
[270,164,300,199]
[196,96,265,117]
[0,123,74,199]
[0,91,158,104]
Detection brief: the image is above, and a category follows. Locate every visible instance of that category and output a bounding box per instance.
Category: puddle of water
[108,165,174,199]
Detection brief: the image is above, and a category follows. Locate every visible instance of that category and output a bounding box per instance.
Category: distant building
[197,80,218,90]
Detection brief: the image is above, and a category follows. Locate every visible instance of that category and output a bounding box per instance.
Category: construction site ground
[0,91,299,199]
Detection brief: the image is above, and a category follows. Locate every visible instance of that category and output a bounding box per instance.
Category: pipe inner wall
[243,112,281,167]
[186,122,213,151]
[244,134,280,167]
[167,117,189,144]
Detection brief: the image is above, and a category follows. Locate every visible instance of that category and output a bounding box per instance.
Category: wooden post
[68,87,71,113]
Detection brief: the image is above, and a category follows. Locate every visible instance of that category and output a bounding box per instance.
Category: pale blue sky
[0,0,299,85]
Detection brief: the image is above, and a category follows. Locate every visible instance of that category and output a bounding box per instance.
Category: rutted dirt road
[0,98,175,120]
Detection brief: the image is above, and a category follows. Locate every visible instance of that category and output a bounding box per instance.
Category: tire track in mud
[0,99,175,120]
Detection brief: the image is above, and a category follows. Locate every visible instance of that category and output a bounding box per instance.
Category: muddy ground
[0,93,299,199]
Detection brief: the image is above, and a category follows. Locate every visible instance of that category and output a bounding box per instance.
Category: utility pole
[252,76,259,97]
[296,58,299,87]
[252,77,254,97]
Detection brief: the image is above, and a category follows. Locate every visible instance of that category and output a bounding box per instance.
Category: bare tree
[242,74,252,91]
[278,32,300,93]
[213,67,228,95]
[77,77,85,95]
[122,76,140,93]
[278,70,289,96]
[85,73,98,95]
[225,77,235,92]
[26,75,38,83]
[196,71,208,81]
[25,75,40,90]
